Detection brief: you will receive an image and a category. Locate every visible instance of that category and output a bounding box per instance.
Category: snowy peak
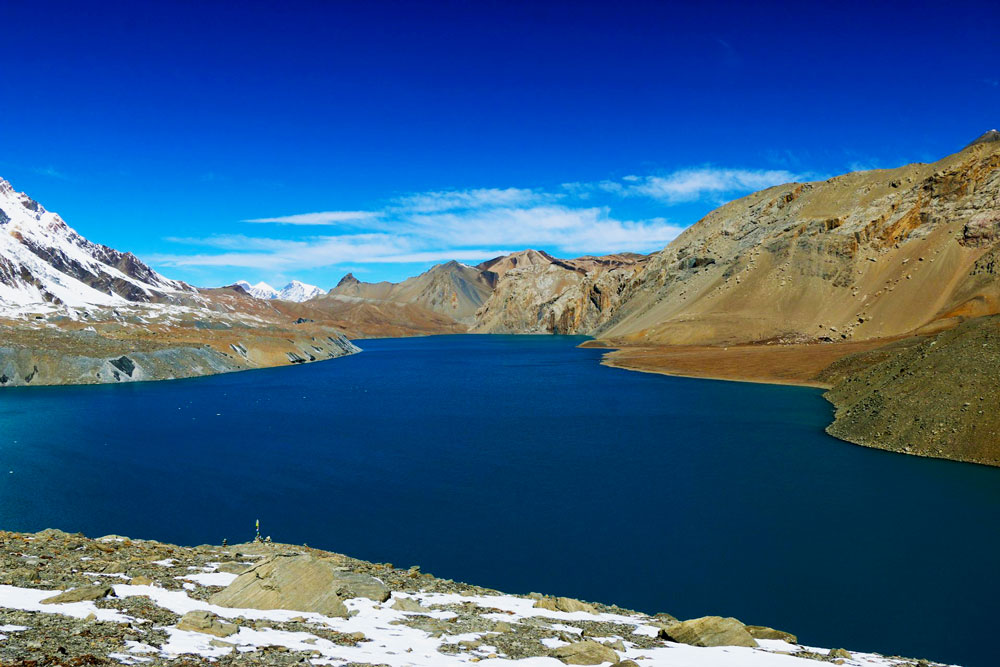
[232,279,322,302]
[0,176,187,312]
[233,280,279,299]
[277,280,323,302]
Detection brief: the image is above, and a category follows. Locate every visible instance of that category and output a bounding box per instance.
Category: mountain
[233,280,279,299]
[596,133,1000,347]
[328,260,495,323]
[0,177,357,386]
[584,131,1000,465]
[232,280,322,302]
[278,280,323,302]
[0,178,189,311]
[472,250,649,333]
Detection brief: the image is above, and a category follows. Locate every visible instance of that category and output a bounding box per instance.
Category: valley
[2,131,1000,465]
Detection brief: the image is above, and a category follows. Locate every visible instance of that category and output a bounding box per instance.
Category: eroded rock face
[661,616,758,648]
[209,554,389,617]
[472,251,648,334]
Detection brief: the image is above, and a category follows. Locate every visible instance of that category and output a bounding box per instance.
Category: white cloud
[244,211,380,225]
[391,187,553,213]
[158,164,803,275]
[610,167,808,204]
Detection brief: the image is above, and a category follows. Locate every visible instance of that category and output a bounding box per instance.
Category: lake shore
[581,338,894,389]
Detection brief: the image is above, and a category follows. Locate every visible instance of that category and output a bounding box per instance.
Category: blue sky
[1,0,998,288]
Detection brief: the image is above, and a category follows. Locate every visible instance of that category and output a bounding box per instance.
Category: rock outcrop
[210,554,389,616]
[472,251,648,334]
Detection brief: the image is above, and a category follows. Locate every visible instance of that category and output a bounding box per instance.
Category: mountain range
[2,130,999,465]
[232,280,324,302]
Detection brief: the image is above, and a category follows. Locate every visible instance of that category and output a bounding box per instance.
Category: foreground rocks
[0,528,950,666]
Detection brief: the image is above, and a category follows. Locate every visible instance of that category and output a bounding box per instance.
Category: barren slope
[598,138,1000,346]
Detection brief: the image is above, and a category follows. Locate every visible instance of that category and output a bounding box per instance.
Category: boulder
[176,610,238,637]
[209,554,389,617]
[556,597,597,613]
[533,596,597,613]
[215,561,251,574]
[533,597,559,611]
[391,596,426,612]
[746,625,798,643]
[40,585,113,605]
[829,648,852,659]
[660,616,758,648]
[551,639,620,665]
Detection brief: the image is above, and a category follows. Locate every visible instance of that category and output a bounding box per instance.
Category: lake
[1,334,996,666]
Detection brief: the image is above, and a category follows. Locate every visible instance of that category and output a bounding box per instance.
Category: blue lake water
[1,334,997,666]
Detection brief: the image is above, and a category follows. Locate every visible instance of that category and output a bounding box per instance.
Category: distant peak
[966,129,1000,148]
[337,272,360,287]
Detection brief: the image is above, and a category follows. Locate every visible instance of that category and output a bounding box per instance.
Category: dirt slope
[598,139,1000,346]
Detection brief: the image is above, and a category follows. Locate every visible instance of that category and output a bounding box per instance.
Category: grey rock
[40,585,113,605]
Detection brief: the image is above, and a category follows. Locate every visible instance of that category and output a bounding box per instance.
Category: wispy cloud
[392,187,554,213]
[244,211,380,225]
[582,167,810,204]
[32,166,68,180]
[157,164,805,274]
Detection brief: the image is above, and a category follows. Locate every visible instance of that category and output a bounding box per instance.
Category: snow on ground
[0,582,952,666]
[0,585,132,622]
[176,571,239,587]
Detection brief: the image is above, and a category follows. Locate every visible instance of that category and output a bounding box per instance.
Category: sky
[1,0,998,288]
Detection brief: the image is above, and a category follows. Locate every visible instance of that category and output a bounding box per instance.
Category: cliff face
[597,140,1000,345]
[472,251,648,334]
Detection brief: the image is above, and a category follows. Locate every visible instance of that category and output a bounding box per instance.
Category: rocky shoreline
[0,528,951,666]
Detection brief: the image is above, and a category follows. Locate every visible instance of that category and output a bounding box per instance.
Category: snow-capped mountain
[0,177,187,311]
[234,279,323,302]
[234,280,279,299]
[277,280,323,302]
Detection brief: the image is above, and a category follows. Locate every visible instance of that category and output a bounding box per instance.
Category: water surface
[2,335,997,666]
